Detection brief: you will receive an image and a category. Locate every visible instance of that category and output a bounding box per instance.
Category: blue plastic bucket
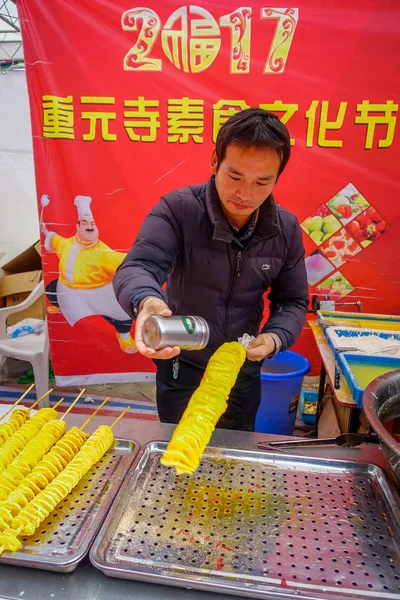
[255,350,311,435]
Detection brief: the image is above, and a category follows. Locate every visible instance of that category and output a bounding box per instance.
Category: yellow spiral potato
[0,409,30,447]
[0,427,88,531]
[0,530,21,553]
[0,420,67,502]
[0,408,59,475]
[161,342,246,475]
[12,425,114,537]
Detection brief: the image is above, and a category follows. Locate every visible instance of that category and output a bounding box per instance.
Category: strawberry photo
[346,206,389,247]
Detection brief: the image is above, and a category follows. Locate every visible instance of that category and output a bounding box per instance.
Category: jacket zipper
[224,249,244,338]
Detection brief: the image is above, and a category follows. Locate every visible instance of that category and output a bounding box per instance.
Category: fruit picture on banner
[301,182,390,297]
[16,0,400,383]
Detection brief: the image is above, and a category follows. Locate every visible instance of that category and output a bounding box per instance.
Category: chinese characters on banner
[17,1,400,382]
[43,95,397,149]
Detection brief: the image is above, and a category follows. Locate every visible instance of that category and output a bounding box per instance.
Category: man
[113,108,309,430]
[41,195,136,353]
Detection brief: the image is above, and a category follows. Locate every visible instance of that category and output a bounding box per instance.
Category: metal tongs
[257,433,379,450]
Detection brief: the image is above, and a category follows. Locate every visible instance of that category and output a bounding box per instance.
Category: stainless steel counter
[0,415,397,600]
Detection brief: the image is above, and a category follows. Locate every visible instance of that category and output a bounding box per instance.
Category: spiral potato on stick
[0,427,88,529]
[0,409,30,447]
[0,402,126,555]
[161,342,246,475]
[12,425,115,538]
[0,408,59,474]
[0,420,67,501]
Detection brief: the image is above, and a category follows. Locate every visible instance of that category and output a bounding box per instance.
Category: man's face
[211,144,281,225]
[76,219,99,242]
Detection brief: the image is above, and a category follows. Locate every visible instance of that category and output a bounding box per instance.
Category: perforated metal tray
[90,441,400,600]
[0,439,139,572]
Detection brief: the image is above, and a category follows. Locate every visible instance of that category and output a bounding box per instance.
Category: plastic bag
[237,333,255,349]
[7,318,45,338]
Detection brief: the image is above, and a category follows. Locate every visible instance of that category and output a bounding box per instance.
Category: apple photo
[301,205,342,246]
[326,183,370,225]
[305,251,335,286]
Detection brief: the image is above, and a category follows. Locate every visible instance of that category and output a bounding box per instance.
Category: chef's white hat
[74,195,93,221]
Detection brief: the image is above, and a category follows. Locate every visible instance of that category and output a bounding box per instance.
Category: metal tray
[338,352,400,408]
[0,439,139,572]
[325,326,400,362]
[317,310,400,332]
[90,441,400,600]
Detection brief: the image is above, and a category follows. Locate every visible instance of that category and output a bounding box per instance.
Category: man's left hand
[246,333,276,362]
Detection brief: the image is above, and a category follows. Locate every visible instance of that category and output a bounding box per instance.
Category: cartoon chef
[40,194,136,354]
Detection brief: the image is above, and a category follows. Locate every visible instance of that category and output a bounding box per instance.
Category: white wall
[0,70,39,267]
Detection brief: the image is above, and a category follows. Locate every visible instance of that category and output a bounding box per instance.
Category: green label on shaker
[182,316,196,335]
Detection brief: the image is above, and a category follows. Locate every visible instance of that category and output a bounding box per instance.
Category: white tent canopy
[0,70,38,266]
[0,0,22,62]
[0,1,38,267]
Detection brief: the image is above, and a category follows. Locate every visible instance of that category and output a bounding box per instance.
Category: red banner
[17,0,400,384]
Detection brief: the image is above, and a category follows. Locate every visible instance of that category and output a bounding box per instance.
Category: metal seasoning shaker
[142,315,210,351]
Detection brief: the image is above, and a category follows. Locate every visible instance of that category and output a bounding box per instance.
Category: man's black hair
[215,107,291,177]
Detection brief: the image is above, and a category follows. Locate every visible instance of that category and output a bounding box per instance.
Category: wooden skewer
[53,397,66,410]
[0,384,35,421]
[60,389,86,421]
[29,388,54,411]
[80,397,110,431]
[110,406,130,430]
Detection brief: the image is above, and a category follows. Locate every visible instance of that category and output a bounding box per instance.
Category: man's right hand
[135,297,181,360]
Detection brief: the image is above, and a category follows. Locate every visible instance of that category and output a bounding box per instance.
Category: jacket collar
[205,175,281,246]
